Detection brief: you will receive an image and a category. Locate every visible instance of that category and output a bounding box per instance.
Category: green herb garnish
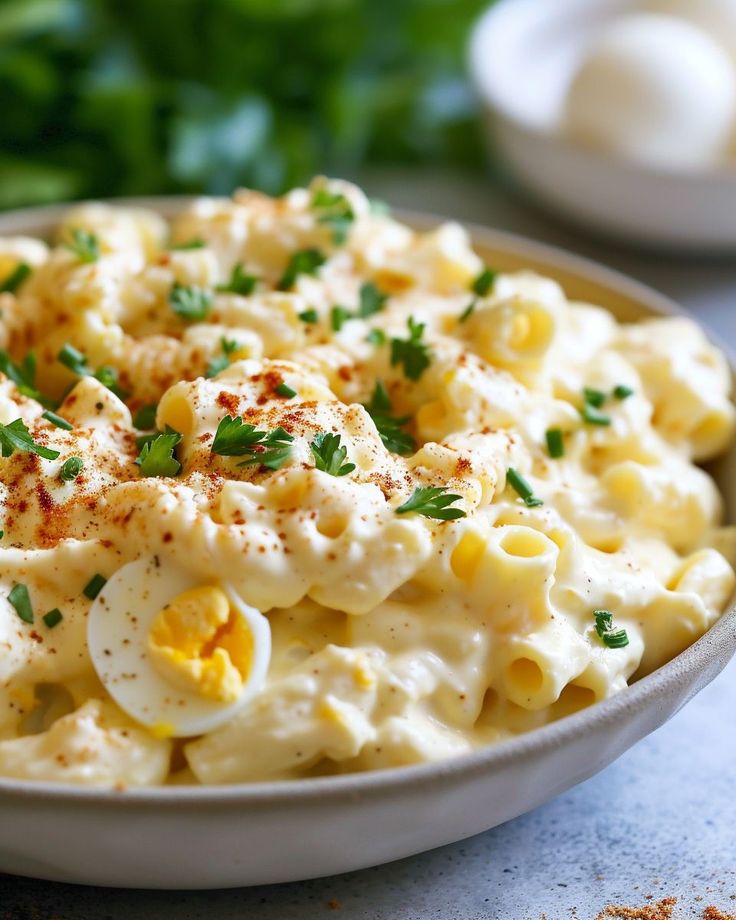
[395,486,466,521]
[310,431,356,477]
[581,404,611,426]
[357,282,388,318]
[583,387,606,409]
[59,456,83,481]
[42,410,72,431]
[459,299,476,323]
[312,188,354,245]
[133,404,158,430]
[278,248,326,291]
[275,381,297,399]
[136,431,182,477]
[65,228,100,263]
[169,282,212,322]
[506,467,543,507]
[366,328,386,346]
[390,316,431,381]
[83,574,107,600]
[593,609,630,649]
[545,428,564,459]
[172,238,205,250]
[43,608,63,628]
[330,305,352,332]
[211,415,294,470]
[0,262,31,294]
[57,344,127,399]
[8,583,33,623]
[206,337,239,378]
[364,381,416,456]
[0,349,53,406]
[471,267,497,297]
[613,385,634,400]
[0,418,60,460]
[298,308,319,324]
[217,263,258,296]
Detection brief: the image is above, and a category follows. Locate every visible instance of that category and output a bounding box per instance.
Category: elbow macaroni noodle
[0,178,733,786]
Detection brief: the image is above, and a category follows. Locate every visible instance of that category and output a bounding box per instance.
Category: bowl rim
[0,197,734,806]
[467,0,736,183]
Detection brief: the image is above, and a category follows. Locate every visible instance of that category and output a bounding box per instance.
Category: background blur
[0,0,489,210]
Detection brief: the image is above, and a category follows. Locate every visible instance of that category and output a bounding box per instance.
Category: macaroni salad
[0,179,733,786]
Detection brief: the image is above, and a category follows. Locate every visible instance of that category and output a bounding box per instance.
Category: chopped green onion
[8,583,33,623]
[613,384,634,400]
[42,410,73,431]
[506,467,544,507]
[298,308,319,324]
[59,456,83,481]
[0,262,31,294]
[275,381,297,399]
[43,608,63,628]
[83,574,107,600]
[458,299,476,323]
[581,404,611,426]
[58,343,88,376]
[471,267,497,297]
[545,428,564,459]
[395,486,466,520]
[172,238,205,250]
[593,609,630,649]
[583,387,606,409]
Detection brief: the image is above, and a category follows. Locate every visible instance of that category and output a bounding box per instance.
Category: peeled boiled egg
[87,557,271,737]
[563,13,736,170]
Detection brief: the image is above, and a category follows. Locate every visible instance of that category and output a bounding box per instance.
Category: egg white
[87,557,271,737]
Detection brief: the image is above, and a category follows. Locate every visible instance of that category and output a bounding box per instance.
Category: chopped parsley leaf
[217,263,258,296]
[0,418,60,460]
[310,431,356,477]
[211,415,294,470]
[133,404,158,430]
[395,486,466,521]
[364,381,416,456]
[366,328,386,346]
[357,282,388,318]
[471,267,497,297]
[390,316,432,381]
[278,248,326,291]
[312,188,354,245]
[136,431,182,478]
[330,305,352,332]
[65,228,100,263]
[169,282,212,322]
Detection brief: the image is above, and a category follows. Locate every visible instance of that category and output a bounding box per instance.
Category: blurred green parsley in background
[0,0,490,209]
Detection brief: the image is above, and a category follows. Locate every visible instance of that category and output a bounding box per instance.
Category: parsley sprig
[593,609,630,649]
[65,228,100,263]
[364,381,416,456]
[310,431,355,477]
[136,430,182,477]
[217,263,258,295]
[0,262,31,294]
[206,337,239,378]
[211,416,294,470]
[312,188,355,245]
[390,317,432,381]
[169,282,212,322]
[395,486,466,520]
[278,248,326,291]
[0,418,60,460]
[57,343,128,399]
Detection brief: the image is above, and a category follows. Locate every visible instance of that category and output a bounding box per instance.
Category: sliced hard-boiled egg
[87,557,271,737]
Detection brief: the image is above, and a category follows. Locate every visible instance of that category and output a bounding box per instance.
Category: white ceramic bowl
[0,201,735,889]
[469,0,736,252]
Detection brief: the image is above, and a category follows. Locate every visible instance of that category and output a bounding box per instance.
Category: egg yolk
[147,586,253,704]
